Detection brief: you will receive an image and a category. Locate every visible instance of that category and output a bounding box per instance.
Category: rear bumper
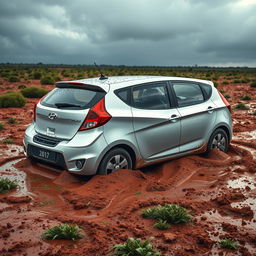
[23,123,108,175]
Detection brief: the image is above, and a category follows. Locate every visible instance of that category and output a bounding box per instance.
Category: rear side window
[41,88,105,109]
[131,83,170,110]
[172,83,204,107]
[200,83,212,100]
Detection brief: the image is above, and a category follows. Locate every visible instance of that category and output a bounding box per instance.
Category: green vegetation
[0,178,18,193]
[18,84,26,89]
[32,71,42,79]
[8,76,19,82]
[224,94,231,99]
[113,237,161,256]
[0,122,4,130]
[21,86,48,98]
[7,117,17,124]
[235,102,249,110]
[154,220,171,230]
[253,111,256,116]
[42,224,83,240]
[142,204,191,225]
[2,138,13,144]
[222,81,229,85]
[40,76,55,85]
[250,82,256,88]
[220,238,240,250]
[241,95,251,100]
[0,92,26,108]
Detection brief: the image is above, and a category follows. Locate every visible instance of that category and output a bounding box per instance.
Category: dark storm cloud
[0,0,256,66]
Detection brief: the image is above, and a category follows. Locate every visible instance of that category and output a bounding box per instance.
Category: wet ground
[0,78,255,255]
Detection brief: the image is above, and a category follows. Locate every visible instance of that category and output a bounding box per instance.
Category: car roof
[60,76,214,92]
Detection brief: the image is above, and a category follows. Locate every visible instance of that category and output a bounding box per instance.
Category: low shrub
[251,82,256,88]
[18,84,26,89]
[32,71,42,79]
[0,178,18,193]
[235,102,249,110]
[40,76,55,85]
[142,204,191,224]
[21,86,48,98]
[241,95,251,100]
[0,122,4,130]
[8,117,17,124]
[42,224,83,240]
[222,81,229,85]
[224,94,231,99]
[113,237,161,256]
[0,92,26,108]
[220,238,239,250]
[8,76,19,82]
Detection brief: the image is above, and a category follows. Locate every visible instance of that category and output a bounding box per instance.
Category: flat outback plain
[0,65,256,256]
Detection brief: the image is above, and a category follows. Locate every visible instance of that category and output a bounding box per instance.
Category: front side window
[172,83,204,107]
[131,83,170,110]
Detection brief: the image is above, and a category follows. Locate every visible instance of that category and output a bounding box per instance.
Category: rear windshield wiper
[54,103,83,108]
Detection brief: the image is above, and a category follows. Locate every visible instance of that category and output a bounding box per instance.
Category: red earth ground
[0,78,255,256]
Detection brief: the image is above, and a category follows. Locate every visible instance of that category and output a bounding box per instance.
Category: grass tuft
[0,122,4,130]
[113,237,161,256]
[0,178,18,193]
[235,102,249,110]
[42,224,83,240]
[142,204,191,224]
[220,238,240,250]
[8,117,17,124]
[241,95,251,100]
[154,220,171,230]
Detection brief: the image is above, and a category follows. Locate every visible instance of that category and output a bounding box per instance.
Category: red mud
[0,77,256,255]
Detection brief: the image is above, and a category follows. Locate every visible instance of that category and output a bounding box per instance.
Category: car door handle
[169,114,180,122]
[207,106,215,113]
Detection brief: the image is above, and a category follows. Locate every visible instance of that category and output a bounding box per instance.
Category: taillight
[33,97,44,122]
[79,98,111,131]
[218,91,231,113]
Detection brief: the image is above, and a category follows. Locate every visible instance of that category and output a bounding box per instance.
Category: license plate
[30,145,56,162]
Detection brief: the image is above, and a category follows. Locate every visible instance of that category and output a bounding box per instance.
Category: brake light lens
[79,98,111,131]
[218,91,231,113]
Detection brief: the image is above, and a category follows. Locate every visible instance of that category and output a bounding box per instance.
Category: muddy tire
[206,128,229,154]
[97,148,133,175]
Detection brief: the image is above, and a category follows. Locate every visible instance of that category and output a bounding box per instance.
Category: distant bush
[252,111,256,116]
[222,81,229,85]
[0,92,26,108]
[235,102,249,110]
[32,71,42,79]
[40,76,55,85]
[18,84,26,89]
[8,117,17,124]
[8,76,19,82]
[0,122,4,130]
[241,95,251,100]
[250,82,256,88]
[21,86,48,98]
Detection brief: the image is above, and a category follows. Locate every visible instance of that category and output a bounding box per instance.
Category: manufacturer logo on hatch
[48,112,57,120]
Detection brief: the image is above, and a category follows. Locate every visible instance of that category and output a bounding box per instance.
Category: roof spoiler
[55,82,106,92]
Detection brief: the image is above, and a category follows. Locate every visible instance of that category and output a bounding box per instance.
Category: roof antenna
[94,61,108,80]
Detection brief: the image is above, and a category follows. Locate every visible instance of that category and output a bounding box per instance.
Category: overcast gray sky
[0,0,256,66]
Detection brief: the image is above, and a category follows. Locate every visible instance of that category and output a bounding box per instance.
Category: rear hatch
[35,83,106,140]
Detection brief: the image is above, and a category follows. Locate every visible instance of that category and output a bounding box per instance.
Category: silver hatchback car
[23,76,232,175]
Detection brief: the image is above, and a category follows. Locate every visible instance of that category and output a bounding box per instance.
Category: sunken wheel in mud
[206,128,229,154]
[98,148,133,175]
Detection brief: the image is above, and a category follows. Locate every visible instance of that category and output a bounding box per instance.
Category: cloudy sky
[0,0,256,66]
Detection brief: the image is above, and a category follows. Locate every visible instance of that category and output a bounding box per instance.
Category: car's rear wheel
[98,148,133,175]
[206,128,229,154]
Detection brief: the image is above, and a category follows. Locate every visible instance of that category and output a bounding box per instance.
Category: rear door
[36,87,105,140]
[131,81,181,160]
[170,81,216,152]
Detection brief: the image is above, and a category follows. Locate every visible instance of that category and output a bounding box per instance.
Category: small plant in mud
[250,82,256,88]
[21,86,49,98]
[241,95,251,100]
[224,94,231,99]
[2,138,13,144]
[7,117,17,124]
[0,122,4,130]
[0,178,18,193]
[220,238,240,250]
[42,224,83,240]
[142,204,191,224]
[154,220,171,230]
[113,237,161,256]
[235,102,249,110]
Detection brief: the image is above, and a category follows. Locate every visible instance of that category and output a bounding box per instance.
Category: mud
[0,78,256,255]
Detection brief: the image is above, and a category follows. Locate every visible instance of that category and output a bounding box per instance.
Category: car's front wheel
[206,128,229,154]
[97,148,133,175]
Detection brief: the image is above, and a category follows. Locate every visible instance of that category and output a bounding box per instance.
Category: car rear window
[41,88,105,109]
